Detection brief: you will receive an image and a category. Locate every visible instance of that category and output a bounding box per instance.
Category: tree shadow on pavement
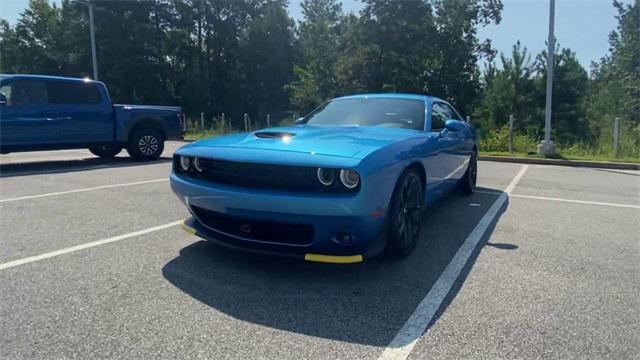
[162,188,510,347]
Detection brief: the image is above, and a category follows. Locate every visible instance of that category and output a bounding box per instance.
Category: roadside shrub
[479,125,538,153]
[479,125,510,152]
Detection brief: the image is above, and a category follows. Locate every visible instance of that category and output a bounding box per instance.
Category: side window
[0,80,48,107]
[445,104,463,121]
[47,81,102,105]
[0,84,11,105]
[431,102,452,131]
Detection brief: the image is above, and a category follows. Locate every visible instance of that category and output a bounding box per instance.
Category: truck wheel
[89,144,122,158]
[127,128,165,161]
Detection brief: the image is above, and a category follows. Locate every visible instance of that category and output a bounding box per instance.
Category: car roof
[333,93,442,103]
[0,74,101,84]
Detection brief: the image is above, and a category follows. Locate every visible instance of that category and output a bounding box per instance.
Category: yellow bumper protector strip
[181,221,197,235]
[304,253,363,264]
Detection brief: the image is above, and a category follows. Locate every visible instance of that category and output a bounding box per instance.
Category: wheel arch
[405,161,427,190]
[126,118,167,141]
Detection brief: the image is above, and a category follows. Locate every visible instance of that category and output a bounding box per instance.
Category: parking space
[0,144,638,359]
[515,165,640,207]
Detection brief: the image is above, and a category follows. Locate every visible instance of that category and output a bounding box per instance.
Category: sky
[1,0,631,69]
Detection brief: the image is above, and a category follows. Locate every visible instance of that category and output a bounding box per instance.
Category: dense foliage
[1,0,638,157]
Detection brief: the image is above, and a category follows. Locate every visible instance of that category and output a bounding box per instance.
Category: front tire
[127,128,164,161]
[89,144,122,158]
[458,151,477,195]
[384,168,424,258]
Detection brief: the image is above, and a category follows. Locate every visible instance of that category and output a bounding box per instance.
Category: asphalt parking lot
[1,141,638,360]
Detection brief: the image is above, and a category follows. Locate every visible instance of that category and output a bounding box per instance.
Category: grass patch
[479,151,640,164]
[479,125,639,164]
[184,130,223,141]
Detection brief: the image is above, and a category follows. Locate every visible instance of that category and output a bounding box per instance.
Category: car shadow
[0,156,173,178]
[162,188,510,347]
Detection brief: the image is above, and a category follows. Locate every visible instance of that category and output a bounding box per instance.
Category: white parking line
[0,179,168,203]
[0,221,182,271]
[510,194,640,209]
[476,189,638,209]
[377,165,528,360]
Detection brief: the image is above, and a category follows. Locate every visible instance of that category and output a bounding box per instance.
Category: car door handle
[59,116,72,121]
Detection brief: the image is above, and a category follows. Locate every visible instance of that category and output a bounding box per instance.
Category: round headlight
[179,156,191,171]
[339,169,360,189]
[317,168,335,186]
[193,157,203,172]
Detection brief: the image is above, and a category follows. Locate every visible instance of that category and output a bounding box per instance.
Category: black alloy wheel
[459,151,477,195]
[385,169,424,258]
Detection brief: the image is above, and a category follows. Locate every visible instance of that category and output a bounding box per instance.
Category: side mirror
[445,119,465,132]
[0,93,7,105]
[294,117,305,125]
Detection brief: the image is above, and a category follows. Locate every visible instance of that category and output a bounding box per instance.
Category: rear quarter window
[47,81,102,105]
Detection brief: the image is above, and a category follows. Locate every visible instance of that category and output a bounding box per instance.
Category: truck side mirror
[445,119,466,132]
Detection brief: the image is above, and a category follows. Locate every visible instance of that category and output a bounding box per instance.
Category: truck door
[46,80,113,144]
[0,79,60,146]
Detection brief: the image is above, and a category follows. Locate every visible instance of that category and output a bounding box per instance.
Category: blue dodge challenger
[172,93,477,263]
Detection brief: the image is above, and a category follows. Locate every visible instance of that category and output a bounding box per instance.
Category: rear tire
[384,168,424,258]
[89,144,122,158]
[126,128,164,161]
[458,151,477,195]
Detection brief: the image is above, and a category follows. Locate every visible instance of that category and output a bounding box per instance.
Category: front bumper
[181,218,367,263]
[171,173,389,261]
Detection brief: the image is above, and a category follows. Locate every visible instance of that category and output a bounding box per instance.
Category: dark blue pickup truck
[0,74,185,160]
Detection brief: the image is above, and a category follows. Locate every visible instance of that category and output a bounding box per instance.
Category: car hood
[188,125,421,159]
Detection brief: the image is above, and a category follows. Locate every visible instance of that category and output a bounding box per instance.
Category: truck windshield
[303,98,425,130]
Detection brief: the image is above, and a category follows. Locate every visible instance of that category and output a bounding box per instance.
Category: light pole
[88,0,98,80]
[538,0,556,156]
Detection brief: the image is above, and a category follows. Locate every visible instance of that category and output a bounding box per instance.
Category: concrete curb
[479,155,640,170]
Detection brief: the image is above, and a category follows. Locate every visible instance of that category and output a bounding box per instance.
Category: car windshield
[303,98,425,130]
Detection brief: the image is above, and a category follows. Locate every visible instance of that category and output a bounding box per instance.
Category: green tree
[474,42,537,134]
[426,0,503,115]
[534,47,590,144]
[334,0,502,116]
[241,0,296,121]
[585,0,639,156]
[286,0,344,113]
[336,0,435,94]
[1,0,62,74]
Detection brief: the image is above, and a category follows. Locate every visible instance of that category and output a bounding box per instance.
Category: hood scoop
[254,131,296,139]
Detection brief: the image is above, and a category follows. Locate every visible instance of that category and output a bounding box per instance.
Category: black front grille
[191,205,314,246]
[175,156,357,193]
